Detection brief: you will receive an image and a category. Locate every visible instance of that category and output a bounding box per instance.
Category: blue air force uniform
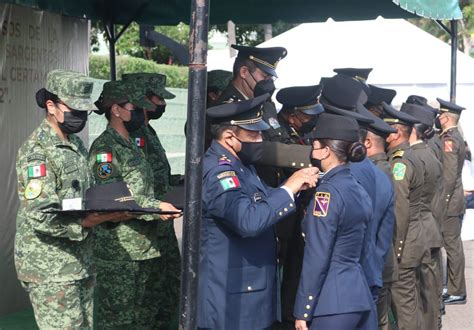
[294,164,373,322]
[198,94,298,329]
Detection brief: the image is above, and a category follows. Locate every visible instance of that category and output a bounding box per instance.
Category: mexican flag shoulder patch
[96,152,113,163]
[219,176,240,191]
[27,164,46,178]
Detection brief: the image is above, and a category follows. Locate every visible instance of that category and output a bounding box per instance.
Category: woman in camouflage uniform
[15,70,126,329]
[89,80,181,329]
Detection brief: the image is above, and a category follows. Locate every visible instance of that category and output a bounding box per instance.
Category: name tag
[62,198,83,210]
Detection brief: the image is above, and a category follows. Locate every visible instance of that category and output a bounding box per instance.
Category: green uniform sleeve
[392,159,412,260]
[441,136,460,204]
[16,151,88,241]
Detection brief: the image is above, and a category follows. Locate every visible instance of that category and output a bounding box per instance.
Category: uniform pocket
[226,266,267,294]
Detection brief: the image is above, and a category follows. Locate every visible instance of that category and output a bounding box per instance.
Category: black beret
[366,85,396,107]
[232,44,287,78]
[400,103,434,126]
[276,85,324,115]
[381,102,420,126]
[406,95,427,105]
[308,112,359,142]
[207,93,271,131]
[321,74,366,110]
[437,98,465,114]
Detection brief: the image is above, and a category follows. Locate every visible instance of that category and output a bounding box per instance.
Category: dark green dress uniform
[440,126,467,295]
[401,103,444,329]
[383,103,425,330]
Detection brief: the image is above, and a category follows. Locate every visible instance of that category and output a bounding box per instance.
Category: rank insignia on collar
[313,192,330,217]
[218,155,232,165]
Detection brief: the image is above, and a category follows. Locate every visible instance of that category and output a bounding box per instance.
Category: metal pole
[179,0,209,328]
[450,20,457,102]
[107,22,117,81]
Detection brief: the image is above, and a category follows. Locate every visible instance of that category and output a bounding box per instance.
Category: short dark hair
[210,122,239,139]
[319,139,366,163]
[358,128,368,143]
[232,58,257,77]
[394,124,411,139]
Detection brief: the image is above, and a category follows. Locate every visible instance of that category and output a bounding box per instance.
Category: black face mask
[254,79,276,98]
[235,139,264,165]
[298,117,318,135]
[124,108,145,132]
[148,105,166,120]
[310,157,322,170]
[434,117,442,130]
[58,110,88,134]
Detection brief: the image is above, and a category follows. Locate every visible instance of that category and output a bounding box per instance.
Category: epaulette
[392,150,404,159]
[218,154,232,166]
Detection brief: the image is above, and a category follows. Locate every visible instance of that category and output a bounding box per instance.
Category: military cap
[324,102,374,129]
[307,112,359,142]
[207,70,232,92]
[122,72,175,99]
[47,181,180,215]
[45,69,97,111]
[207,93,270,131]
[333,67,372,100]
[381,101,419,126]
[365,85,396,107]
[437,98,465,114]
[320,74,366,110]
[232,44,287,77]
[95,80,154,112]
[400,103,434,126]
[356,103,394,136]
[406,95,427,105]
[333,67,373,82]
[276,85,324,115]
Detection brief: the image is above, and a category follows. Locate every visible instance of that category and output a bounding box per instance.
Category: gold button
[279,212,283,216]
[284,208,288,212]
[247,286,252,291]
[289,203,294,207]
[302,233,306,238]
[306,305,311,310]
[398,247,402,250]
[399,240,403,244]
[300,163,305,167]
[309,295,313,300]
[292,162,296,166]
[304,313,308,318]
[397,254,401,257]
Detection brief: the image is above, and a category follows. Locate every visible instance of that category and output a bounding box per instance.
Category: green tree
[409,1,474,56]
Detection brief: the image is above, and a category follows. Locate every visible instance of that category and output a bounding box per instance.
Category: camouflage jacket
[88,125,165,261]
[15,119,93,283]
[130,125,171,199]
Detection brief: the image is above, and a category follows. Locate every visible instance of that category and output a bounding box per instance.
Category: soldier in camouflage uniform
[89,80,181,329]
[15,70,125,329]
[122,73,181,329]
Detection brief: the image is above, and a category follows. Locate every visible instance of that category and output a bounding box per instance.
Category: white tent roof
[208,18,474,87]
[258,17,474,87]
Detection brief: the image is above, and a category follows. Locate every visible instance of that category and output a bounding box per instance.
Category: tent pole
[450,20,457,102]
[106,22,117,81]
[179,0,209,329]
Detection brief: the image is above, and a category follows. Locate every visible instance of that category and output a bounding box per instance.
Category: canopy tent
[0,0,464,328]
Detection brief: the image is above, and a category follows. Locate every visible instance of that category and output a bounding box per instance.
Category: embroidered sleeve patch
[444,140,454,153]
[96,152,112,163]
[219,176,240,191]
[392,162,407,181]
[24,179,42,200]
[97,163,113,179]
[313,192,330,217]
[27,164,46,178]
[217,171,237,180]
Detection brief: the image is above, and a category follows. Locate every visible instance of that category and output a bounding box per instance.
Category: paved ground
[443,239,474,329]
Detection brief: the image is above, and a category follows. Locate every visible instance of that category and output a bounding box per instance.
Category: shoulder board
[218,154,232,166]
[392,150,404,159]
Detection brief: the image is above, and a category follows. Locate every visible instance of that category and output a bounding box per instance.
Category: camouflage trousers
[21,276,95,329]
[95,225,180,330]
